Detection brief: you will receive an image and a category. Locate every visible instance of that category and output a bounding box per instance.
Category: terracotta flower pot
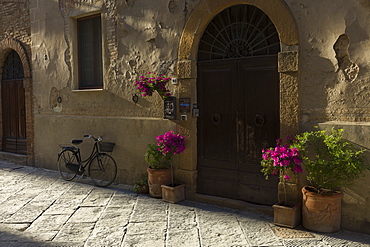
[273,203,301,228]
[161,184,185,203]
[147,167,172,198]
[302,186,343,233]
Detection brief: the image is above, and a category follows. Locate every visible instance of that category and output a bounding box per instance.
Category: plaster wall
[286,0,370,122]
[20,0,370,234]
[30,0,186,185]
[285,0,370,234]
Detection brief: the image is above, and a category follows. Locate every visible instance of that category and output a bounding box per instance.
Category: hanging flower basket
[135,72,172,99]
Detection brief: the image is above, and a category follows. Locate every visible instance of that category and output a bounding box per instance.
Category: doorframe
[176,0,301,203]
[0,38,34,164]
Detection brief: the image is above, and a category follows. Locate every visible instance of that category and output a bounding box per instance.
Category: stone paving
[1,161,370,247]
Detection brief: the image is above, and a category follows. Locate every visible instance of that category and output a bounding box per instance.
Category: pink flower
[293,164,303,173]
[156,131,186,156]
[135,72,172,99]
[261,135,304,181]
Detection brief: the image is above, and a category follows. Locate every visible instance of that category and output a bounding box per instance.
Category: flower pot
[302,186,343,233]
[161,184,185,203]
[272,203,301,228]
[147,167,172,198]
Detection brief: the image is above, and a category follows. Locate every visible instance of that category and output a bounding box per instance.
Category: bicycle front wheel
[88,154,117,187]
[57,149,78,181]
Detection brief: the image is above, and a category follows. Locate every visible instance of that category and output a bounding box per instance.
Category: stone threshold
[188,193,274,217]
[0,151,28,166]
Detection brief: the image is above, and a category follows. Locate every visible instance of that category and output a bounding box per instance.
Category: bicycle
[57,135,117,187]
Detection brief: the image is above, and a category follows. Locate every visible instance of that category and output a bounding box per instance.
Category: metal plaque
[179,98,191,113]
[164,96,176,120]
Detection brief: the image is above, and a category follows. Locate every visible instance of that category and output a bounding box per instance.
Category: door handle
[255,114,265,127]
[212,113,221,124]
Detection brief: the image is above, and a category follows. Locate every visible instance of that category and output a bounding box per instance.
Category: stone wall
[0,0,34,162]
[0,0,31,45]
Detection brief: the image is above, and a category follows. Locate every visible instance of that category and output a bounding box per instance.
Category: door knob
[212,113,221,124]
[255,114,265,126]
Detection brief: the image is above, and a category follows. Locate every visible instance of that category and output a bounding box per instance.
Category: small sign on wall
[164,96,176,120]
[179,98,191,113]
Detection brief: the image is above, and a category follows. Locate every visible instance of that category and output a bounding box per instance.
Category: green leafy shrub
[291,127,369,192]
[145,144,171,169]
[145,131,186,169]
[134,178,148,193]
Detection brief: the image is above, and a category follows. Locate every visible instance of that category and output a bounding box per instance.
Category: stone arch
[177,0,301,203]
[178,0,299,61]
[0,38,31,78]
[0,38,34,164]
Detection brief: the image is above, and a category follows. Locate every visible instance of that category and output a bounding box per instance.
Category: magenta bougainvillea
[135,72,171,99]
[156,131,186,156]
[261,137,303,181]
[145,131,186,169]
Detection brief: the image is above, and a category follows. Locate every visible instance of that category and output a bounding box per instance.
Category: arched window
[198,4,280,61]
[2,50,24,80]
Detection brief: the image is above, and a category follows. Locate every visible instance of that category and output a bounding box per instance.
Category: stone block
[278,51,299,72]
[280,72,298,95]
[167,229,200,247]
[177,60,195,79]
[175,169,197,193]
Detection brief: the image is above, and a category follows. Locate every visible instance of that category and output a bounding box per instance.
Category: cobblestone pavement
[1,161,370,247]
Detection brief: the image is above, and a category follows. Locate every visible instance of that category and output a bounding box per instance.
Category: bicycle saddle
[72,140,83,145]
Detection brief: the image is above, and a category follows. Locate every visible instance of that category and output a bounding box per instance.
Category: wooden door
[1,50,27,154]
[197,60,239,199]
[2,79,27,154]
[197,56,280,205]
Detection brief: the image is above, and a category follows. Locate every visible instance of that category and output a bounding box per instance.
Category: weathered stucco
[287,0,370,233]
[1,0,370,234]
[30,0,185,185]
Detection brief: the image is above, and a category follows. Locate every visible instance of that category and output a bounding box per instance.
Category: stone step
[0,151,28,166]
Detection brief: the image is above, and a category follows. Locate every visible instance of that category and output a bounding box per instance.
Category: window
[77,14,103,89]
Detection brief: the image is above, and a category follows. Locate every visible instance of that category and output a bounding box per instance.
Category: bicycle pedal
[77,166,85,175]
[82,174,87,179]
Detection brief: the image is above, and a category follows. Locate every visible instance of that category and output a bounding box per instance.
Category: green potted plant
[291,127,369,232]
[145,131,186,201]
[135,72,172,99]
[261,137,304,228]
[145,143,172,198]
[133,177,149,194]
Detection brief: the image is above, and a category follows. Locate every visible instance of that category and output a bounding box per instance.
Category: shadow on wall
[300,51,335,124]
[333,34,359,83]
[341,171,370,234]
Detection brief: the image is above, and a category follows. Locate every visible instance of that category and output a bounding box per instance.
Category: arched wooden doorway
[196,4,280,205]
[1,50,27,154]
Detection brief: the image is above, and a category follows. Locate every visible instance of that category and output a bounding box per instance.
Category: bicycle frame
[58,134,117,187]
[59,137,100,169]
[74,141,102,169]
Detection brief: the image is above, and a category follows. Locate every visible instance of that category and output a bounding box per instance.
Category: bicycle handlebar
[84,135,103,142]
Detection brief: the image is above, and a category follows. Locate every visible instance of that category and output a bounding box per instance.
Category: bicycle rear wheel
[57,149,78,181]
[88,153,117,187]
